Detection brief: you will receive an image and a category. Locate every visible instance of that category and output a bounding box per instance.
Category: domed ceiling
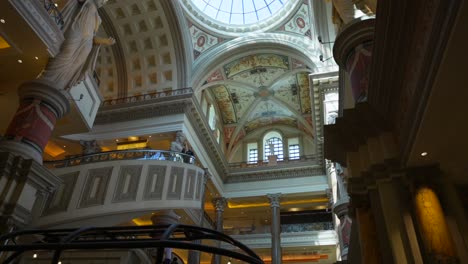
[201,53,314,153]
[190,0,290,25]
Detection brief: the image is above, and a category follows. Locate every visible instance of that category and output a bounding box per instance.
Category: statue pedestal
[55,72,103,135]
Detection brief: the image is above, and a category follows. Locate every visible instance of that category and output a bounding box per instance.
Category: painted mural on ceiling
[278,3,313,39]
[205,54,314,151]
[188,21,224,60]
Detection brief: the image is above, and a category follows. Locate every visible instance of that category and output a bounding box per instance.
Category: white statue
[39,0,115,90]
[170,131,186,152]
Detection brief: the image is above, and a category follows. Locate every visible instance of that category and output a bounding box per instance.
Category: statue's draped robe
[40,0,102,90]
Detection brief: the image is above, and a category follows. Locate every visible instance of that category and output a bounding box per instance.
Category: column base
[0,141,43,164]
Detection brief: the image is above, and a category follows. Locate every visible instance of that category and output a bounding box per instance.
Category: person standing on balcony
[39,0,115,90]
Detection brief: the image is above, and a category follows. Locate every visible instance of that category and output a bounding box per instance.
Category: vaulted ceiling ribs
[202,54,314,155]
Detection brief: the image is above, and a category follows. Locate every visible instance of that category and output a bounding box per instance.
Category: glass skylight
[191,0,289,25]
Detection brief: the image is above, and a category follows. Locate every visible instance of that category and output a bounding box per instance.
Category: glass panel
[289,144,300,160]
[191,0,289,25]
[264,137,284,161]
[248,149,258,164]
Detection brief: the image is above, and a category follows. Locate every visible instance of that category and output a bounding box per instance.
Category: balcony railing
[229,154,321,169]
[43,0,64,29]
[102,88,193,106]
[281,222,334,233]
[44,149,196,168]
[223,222,334,236]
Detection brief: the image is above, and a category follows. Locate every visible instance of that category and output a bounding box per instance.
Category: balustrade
[229,154,321,169]
[102,88,193,106]
[44,149,196,169]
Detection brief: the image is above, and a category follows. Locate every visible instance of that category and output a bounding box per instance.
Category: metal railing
[223,222,334,236]
[102,88,193,106]
[0,224,264,264]
[43,0,64,29]
[44,149,196,168]
[228,154,321,169]
[281,222,334,233]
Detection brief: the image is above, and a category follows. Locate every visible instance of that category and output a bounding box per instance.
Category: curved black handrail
[0,224,264,264]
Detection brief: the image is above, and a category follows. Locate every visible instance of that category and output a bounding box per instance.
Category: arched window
[208,104,216,130]
[264,131,284,161]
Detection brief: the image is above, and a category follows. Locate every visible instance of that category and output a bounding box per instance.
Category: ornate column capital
[212,197,227,212]
[267,193,281,208]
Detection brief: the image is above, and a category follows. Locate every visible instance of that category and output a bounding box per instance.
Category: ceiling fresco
[281,3,313,39]
[205,54,314,152]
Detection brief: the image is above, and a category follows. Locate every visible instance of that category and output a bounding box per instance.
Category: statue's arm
[93,36,115,46]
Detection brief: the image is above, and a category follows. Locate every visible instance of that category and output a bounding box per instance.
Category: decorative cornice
[226,166,324,183]
[95,93,192,124]
[9,0,64,57]
[185,98,228,179]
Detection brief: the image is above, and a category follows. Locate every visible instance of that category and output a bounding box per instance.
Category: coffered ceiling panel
[96,0,177,99]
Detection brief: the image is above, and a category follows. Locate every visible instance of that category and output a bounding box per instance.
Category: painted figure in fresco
[39,0,115,90]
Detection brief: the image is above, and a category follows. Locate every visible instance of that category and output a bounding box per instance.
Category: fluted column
[212,197,227,264]
[267,193,282,264]
[0,80,70,163]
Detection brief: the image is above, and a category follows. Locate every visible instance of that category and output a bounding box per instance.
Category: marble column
[331,163,352,261]
[188,170,210,264]
[267,193,282,264]
[333,18,375,103]
[151,210,181,263]
[0,80,70,163]
[212,197,227,264]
